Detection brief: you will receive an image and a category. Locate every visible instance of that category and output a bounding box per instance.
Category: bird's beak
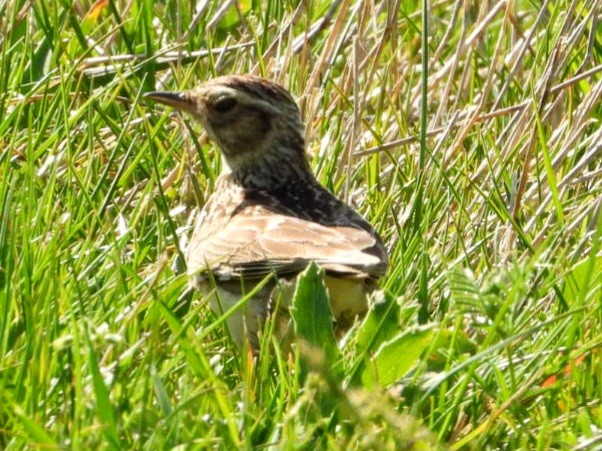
[144,91,196,113]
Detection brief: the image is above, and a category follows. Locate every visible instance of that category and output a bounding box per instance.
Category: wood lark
[146,75,388,347]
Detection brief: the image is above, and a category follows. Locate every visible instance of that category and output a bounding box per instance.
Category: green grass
[1,0,601,449]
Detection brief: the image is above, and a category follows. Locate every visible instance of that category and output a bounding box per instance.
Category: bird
[145,75,388,347]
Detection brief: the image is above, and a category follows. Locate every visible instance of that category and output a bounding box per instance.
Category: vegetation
[1,0,600,449]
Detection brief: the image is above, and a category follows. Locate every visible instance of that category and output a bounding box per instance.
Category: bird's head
[145,75,306,173]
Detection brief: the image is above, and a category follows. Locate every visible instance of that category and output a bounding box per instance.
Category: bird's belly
[324,275,369,327]
[190,273,369,347]
[192,277,272,347]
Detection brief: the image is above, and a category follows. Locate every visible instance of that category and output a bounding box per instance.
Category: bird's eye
[213,97,237,113]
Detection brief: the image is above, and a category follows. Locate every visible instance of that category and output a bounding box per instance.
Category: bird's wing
[186,207,388,280]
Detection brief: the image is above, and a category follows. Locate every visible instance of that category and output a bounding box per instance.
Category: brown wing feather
[187,206,387,280]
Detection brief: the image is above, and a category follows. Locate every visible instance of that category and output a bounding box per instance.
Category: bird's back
[186,174,388,283]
